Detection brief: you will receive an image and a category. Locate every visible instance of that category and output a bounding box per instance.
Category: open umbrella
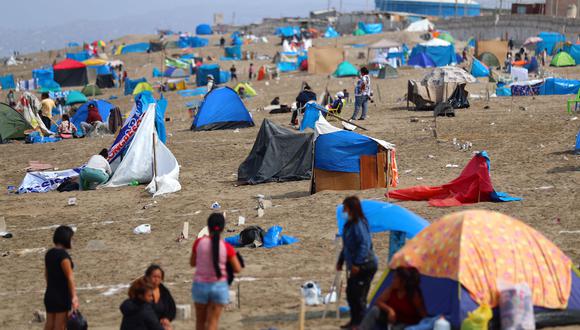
[421,66,476,86]
[523,36,542,46]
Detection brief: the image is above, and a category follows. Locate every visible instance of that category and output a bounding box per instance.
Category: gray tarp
[237,119,314,184]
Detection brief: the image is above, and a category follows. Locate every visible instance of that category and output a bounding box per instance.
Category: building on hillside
[544,0,578,17]
[375,0,481,17]
[511,3,545,15]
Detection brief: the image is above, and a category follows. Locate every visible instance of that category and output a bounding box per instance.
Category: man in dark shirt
[291,83,317,126]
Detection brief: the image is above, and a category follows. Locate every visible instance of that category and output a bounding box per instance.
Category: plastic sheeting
[105,103,180,197]
[410,44,456,67]
[225,226,299,248]
[275,26,300,37]
[565,44,580,64]
[358,22,383,34]
[0,74,15,89]
[178,36,209,48]
[66,51,90,61]
[315,130,378,173]
[225,45,242,59]
[335,200,428,237]
[536,32,566,55]
[195,24,213,35]
[324,26,339,38]
[196,64,220,86]
[18,168,81,194]
[538,78,580,95]
[124,77,147,95]
[471,58,489,78]
[120,42,150,54]
[408,52,436,67]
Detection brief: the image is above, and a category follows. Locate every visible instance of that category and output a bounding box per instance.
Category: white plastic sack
[498,282,535,330]
[133,224,151,234]
[301,281,322,306]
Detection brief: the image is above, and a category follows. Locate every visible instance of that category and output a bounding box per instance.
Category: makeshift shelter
[124,78,147,95]
[536,32,566,55]
[410,39,456,67]
[373,209,580,328]
[195,24,213,35]
[237,119,314,184]
[178,36,209,48]
[225,45,242,59]
[405,19,434,32]
[388,151,520,206]
[96,73,115,88]
[117,42,150,54]
[66,51,90,62]
[308,112,396,193]
[565,44,580,64]
[358,22,382,34]
[551,52,576,67]
[33,68,54,87]
[81,84,102,97]
[196,64,220,86]
[275,26,300,37]
[53,59,88,87]
[275,52,300,72]
[0,74,15,89]
[377,65,398,79]
[576,130,580,153]
[38,80,61,93]
[307,47,345,74]
[164,67,188,78]
[470,58,490,77]
[66,91,88,105]
[71,100,116,135]
[133,82,153,95]
[234,82,257,97]
[353,28,365,36]
[408,52,436,68]
[476,40,508,67]
[0,103,31,142]
[324,26,339,38]
[538,78,580,95]
[333,61,359,77]
[478,52,500,68]
[191,87,254,131]
[105,101,180,197]
[367,39,402,66]
[149,41,164,52]
[437,32,455,44]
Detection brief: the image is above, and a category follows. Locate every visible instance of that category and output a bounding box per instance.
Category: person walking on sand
[44,225,78,330]
[190,213,242,330]
[336,196,378,330]
[248,63,255,80]
[351,67,372,121]
[230,64,238,82]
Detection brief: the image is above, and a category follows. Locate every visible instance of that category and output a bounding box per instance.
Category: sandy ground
[0,32,579,329]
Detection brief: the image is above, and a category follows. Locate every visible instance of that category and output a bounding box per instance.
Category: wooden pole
[152,133,158,193]
[299,297,306,330]
[312,104,369,130]
[323,234,342,319]
[386,149,390,201]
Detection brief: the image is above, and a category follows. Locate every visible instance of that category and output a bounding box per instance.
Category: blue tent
[315,130,378,173]
[324,26,339,38]
[232,35,243,46]
[536,32,566,54]
[564,44,580,64]
[196,24,213,35]
[408,52,436,67]
[0,74,15,89]
[196,64,220,86]
[538,78,580,95]
[33,68,54,87]
[121,42,150,54]
[191,87,254,131]
[576,130,580,152]
[38,80,61,92]
[66,51,90,61]
[471,58,489,77]
[152,68,163,77]
[275,26,300,37]
[225,45,242,59]
[524,57,539,73]
[219,71,231,83]
[178,36,209,48]
[410,44,455,66]
[358,22,383,34]
[335,200,429,237]
[71,100,115,135]
[124,77,147,95]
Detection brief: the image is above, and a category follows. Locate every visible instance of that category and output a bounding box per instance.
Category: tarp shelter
[0,103,31,142]
[164,67,188,78]
[0,74,15,89]
[388,151,520,206]
[405,19,434,32]
[237,119,314,184]
[437,32,455,44]
[551,52,576,67]
[307,47,345,74]
[83,58,107,66]
[71,100,116,135]
[53,59,88,87]
[309,113,396,193]
[275,26,299,37]
[234,82,257,97]
[470,58,490,77]
[564,44,580,64]
[178,36,209,48]
[408,52,436,68]
[105,101,180,197]
[225,45,242,59]
[475,40,507,68]
[66,91,88,105]
[191,87,254,131]
[353,28,366,36]
[66,51,90,62]
[149,41,164,52]
[133,82,153,95]
[117,42,150,54]
[124,78,147,95]
[196,64,220,86]
[478,52,500,68]
[96,73,115,89]
[196,24,213,35]
[538,78,580,95]
[333,61,359,77]
[536,32,566,55]
[358,22,383,34]
[81,84,102,97]
[410,39,456,67]
[38,80,61,93]
[276,52,300,72]
[324,26,339,38]
[378,65,398,79]
[33,68,54,87]
[576,130,580,153]
[367,39,402,64]
[375,209,580,328]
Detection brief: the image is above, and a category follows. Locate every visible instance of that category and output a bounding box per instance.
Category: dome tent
[0,103,31,142]
[191,87,254,131]
[196,24,213,35]
[333,61,359,77]
[551,52,576,67]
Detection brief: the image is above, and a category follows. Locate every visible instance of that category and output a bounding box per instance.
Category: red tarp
[387,154,494,207]
[53,59,86,70]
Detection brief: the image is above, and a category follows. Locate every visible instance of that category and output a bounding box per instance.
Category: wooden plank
[377,151,387,187]
[360,155,378,190]
[314,168,360,192]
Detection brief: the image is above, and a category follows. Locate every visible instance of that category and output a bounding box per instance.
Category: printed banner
[18,168,81,194]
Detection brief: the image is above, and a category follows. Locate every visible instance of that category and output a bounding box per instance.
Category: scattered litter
[15,247,46,256]
[257,208,265,218]
[416,177,424,180]
[570,117,578,121]
[67,197,77,206]
[563,156,569,161]
[238,216,246,226]
[404,169,413,174]
[86,240,107,251]
[176,304,191,320]
[410,117,419,123]
[211,202,221,210]
[483,105,490,109]
[445,164,459,168]
[197,226,209,238]
[102,284,130,296]
[540,144,545,148]
[534,186,554,190]
[428,155,435,159]
[555,218,561,224]
[519,106,527,111]
[559,230,580,234]
[133,224,151,235]
[142,201,157,209]
[264,81,269,86]
[490,122,495,126]
[7,185,16,194]
[234,128,240,133]
[32,310,46,323]
[301,281,322,306]
[323,291,337,304]
[194,210,201,215]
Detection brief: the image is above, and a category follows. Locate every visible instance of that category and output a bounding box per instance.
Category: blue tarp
[95,65,112,75]
[225,226,298,248]
[71,100,115,136]
[538,78,580,95]
[177,87,206,97]
[358,22,383,34]
[471,58,489,77]
[152,67,162,77]
[67,42,80,47]
[408,52,436,67]
[410,44,456,67]
[66,51,90,61]
[219,71,231,83]
[456,53,463,64]
[191,87,254,130]
[315,131,378,173]
[124,77,147,95]
[564,44,580,64]
[335,200,429,237]
[178,36,209,48]
[324,26,339,38]
[196,64,220,86]
[536,32,566,54]
[225,45,242,59]
[232,35,243,46]
[121,42,150,54]
[38,80,61,92]
[496,87,511,96]
[277,62,298,72]
[299,103,322,131]
[275,26,300,37]
[524,57,539,73]
[195,24,213,35]
[155,94,168,143]
[0,74,15,89]
[575,130,580,152]
[33,68,54,87]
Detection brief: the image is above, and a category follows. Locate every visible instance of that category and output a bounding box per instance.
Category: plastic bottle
[129,180,139,186]
[434,316,451,330]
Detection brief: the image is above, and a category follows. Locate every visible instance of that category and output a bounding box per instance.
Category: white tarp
[420,38,451,47]
[18,168,80,194]
[405,19,434,32]
[314,115,395,150]
[511,67,529,82]
[104,104,181,197]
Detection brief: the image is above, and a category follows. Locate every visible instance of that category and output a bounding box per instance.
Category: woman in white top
[80,148,111,190]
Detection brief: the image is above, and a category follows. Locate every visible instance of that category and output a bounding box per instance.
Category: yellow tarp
[234,83,257,97]
[83,58,108,66]
[390,210,572,309]
[132,82,153,95]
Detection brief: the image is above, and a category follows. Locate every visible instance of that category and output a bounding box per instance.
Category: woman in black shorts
[44,225,78,330]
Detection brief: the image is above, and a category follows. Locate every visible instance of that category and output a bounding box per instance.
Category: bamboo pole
[152,133,158,193]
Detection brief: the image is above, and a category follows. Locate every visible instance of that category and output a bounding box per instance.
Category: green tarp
[0,103,31,142]
[81,84,102,97]
[478,52,500,68]
[551,52,576,67]
[437,33,455,44]
[334,61,359,77]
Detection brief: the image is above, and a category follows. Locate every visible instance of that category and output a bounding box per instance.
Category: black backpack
[239,226,265,248]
